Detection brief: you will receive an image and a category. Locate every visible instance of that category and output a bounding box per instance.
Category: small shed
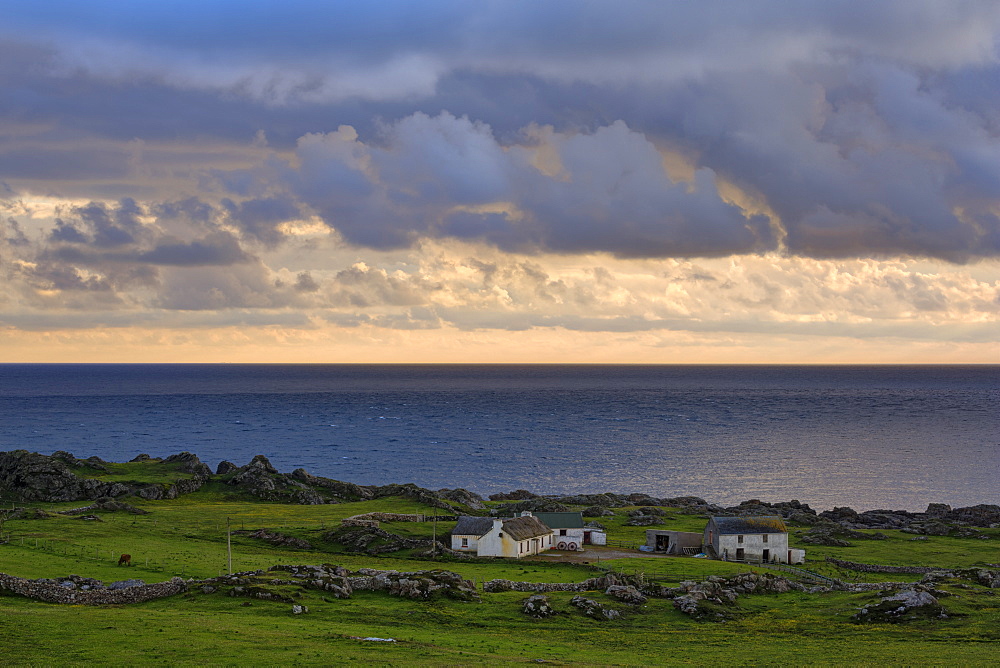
[644,529,703,555]
[531,511,606,549]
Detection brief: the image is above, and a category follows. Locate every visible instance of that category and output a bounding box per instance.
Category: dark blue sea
[0,364,996,511]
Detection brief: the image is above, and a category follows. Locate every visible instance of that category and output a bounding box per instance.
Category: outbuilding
[703,516,804,564]
[644,529,703,555]
[531,511,606,549]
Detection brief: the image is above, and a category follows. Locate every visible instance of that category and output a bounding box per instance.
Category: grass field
[1,489,998,666]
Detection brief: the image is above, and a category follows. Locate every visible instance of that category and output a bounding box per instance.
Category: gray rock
[522,594,557,618]
[605,585,647,605]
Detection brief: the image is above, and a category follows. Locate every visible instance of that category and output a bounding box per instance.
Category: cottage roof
[709,516,787,534]
[533,512,584,529]
[502,516,552,541]
[451,516,494,537]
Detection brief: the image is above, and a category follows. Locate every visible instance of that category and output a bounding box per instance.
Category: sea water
[0,364,996,511]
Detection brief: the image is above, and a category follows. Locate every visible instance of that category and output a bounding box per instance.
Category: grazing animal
[118,553,131,566]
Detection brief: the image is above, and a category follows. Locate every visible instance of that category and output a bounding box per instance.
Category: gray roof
[709,516,787,534]
[451,516,494,537]
[533,512,584,529]
[502,515,552,541]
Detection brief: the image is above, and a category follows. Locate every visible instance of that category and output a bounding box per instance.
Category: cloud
[278,113,773,257]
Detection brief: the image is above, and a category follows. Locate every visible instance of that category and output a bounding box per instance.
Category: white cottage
[450,515,554,558]
[704,516,805,564]
[531,511,606,549]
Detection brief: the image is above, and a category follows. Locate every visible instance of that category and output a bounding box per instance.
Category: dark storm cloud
[2,1,999,261]
[221,196,301,247]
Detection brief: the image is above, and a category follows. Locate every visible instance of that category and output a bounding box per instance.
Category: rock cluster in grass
[267,564,479,601]
[243,528,314,550]
[570,595,621,620]
[522,594,557,617]
[853,585,947,623]
[605,584,647,605]
[60,498,150,515]
[801,526,888,547]
[323,524,461,557]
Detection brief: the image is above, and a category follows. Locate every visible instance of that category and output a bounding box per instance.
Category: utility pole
[227,517,233,575]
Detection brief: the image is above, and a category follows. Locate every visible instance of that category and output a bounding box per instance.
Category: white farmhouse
[531,511,606,549]
[703,516,805,564]
[450,515,553,558]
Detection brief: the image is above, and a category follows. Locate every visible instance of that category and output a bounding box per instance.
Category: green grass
[70,458,200,484]
[2,492,999,666]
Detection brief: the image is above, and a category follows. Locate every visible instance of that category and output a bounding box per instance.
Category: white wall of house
[715,532,790,563]
[475,520,551,558]
[450,534,480,552]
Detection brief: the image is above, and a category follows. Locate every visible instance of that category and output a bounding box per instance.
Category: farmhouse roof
[710,516,787,534]
[533,512,584,529]
[451,516,494,537]
[502,516,552,541]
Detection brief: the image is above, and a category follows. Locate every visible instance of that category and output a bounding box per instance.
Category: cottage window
[762,534,768,543]
[498,532,503,539]
[559,529,568,536]
[461,538,469,548]
[737,535,744,544]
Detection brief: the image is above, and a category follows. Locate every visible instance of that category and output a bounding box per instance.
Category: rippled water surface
[1,364,996,510]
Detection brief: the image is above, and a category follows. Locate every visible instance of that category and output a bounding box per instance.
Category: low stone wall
[484,574,619,593]
[826,557,941,574]
[347,512,423,523]
[0,572,187,605]
[340,519,380,528]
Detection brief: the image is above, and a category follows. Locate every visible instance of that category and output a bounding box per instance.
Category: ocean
[0,364,996,511]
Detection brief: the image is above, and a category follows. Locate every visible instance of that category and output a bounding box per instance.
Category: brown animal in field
[118,553,131,566]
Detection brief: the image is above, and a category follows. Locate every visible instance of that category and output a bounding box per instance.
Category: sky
[1,1,998,363]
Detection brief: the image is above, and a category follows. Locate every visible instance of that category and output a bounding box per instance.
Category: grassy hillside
[1,483,998,666]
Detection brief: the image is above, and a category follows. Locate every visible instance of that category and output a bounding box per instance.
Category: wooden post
[227,517,233,575]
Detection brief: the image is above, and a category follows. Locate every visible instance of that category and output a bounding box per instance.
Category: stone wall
[483,574,621,593]
[0,572,186,605]
[826,557,941,574]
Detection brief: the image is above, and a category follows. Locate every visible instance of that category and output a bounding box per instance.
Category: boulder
[605,585,647,605]
[570,595,620,620]
[854,586,946,623]
[522,594,557,618]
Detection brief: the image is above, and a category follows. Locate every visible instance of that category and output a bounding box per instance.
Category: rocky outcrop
[60,498,150,515]
[605,584,647,605]
[490,499,571,516]
[244,529,314,550]
[290,469,372,502]
[437,488,486,510]
[0,450,127,502]
[854,585,946,623]
[489,489,539,501]
[323,524,460,557]
[0,450,211,502]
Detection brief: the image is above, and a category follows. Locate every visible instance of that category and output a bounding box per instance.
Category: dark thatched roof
[501,515,552,541]
[709,516,787,534]
[451,516,494,537]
